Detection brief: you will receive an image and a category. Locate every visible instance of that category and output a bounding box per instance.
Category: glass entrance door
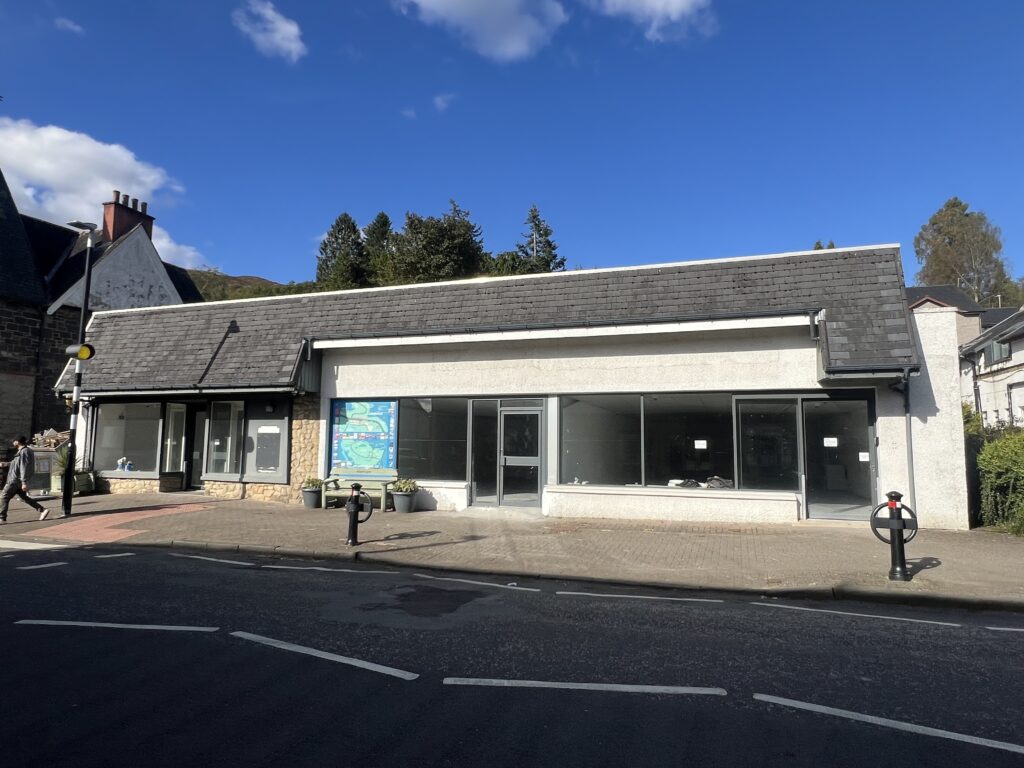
[185,406,208,490]
[499,410,542,506]
[802,399,874,520]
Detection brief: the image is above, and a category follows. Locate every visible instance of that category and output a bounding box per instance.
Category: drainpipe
[901,368,917,512]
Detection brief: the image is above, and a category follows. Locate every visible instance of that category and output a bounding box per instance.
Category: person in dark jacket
[1,436,48,522]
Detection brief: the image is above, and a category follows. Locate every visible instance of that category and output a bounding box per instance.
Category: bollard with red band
[886,491,909,581]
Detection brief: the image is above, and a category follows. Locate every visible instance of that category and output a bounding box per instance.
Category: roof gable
[0,167,47,305]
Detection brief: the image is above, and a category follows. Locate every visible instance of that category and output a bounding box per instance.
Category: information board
[330,400,398,470]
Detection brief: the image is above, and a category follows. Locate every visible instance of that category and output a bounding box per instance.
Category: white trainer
[38,508,50,521]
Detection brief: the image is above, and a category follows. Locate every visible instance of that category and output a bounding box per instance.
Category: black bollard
[886,490,910,582]
[345,483,362,547]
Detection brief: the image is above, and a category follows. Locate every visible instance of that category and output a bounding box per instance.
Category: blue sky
[1,1,1021,286]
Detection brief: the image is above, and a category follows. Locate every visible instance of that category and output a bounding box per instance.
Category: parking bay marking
[94,552,136,559]
[753,693,1024,756]
[262,565,398,575]
[986,626,1024,633]
[230,631,419,680]
[444,678,727,696]
[16,562,68,570]
[413,573,541,592]
[169,553,253,567]
[557,590,723,604]
[751,601,960,627]
[16,620,219,632]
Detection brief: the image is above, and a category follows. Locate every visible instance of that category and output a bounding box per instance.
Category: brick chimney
[102,189,155,242]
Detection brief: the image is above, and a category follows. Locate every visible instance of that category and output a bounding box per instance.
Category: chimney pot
[140,201,148,215]
[131,198,138,210]
[113,190,120,202]
[121,194,129,206]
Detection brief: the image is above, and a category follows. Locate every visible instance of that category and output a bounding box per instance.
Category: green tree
[364,211,394,286]
[812,240,835,250]
[914,197,1010,305]
[391,200,487,284]
[317,212,369,290]
[490,205,563,276]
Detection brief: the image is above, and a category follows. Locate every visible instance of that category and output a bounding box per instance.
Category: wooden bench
[322,467,398,511]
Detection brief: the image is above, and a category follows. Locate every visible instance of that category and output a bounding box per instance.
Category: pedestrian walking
[1,436,48,522]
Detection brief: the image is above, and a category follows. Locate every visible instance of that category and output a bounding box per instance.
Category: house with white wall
[59,244,971,529]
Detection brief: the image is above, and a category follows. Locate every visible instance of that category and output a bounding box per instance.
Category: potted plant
[300,477,324,509]
[51,444,95,495]
[392,477,418,513]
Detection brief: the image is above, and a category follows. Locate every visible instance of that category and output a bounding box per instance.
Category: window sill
[98,470,159,480]
[548,484,800,501]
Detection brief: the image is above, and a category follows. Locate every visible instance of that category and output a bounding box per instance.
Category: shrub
[977,431,1024,535]
[393,477,419,493]
[301,477,324,490]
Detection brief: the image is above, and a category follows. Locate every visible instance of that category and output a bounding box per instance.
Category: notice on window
[330,400,398,470]
[694,439,708,450]
[859,452,870,462]
[823,437,839,447]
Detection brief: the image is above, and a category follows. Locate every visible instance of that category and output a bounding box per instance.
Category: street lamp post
[62,221,98,518]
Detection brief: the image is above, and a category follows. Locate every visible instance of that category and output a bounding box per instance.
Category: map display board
[330,400,398,470]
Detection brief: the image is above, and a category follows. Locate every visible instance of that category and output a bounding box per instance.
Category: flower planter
[392,491,415,513]
[301,487,322,509]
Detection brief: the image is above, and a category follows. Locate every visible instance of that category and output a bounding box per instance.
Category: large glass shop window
[643,393,734,486]
[737,399,800,491]
[560,395,641,485]
[330,400,398,471]
[94,403,161,472]
[397,398,468,480]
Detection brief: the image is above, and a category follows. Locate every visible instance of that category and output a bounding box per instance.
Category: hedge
[977,430,1024,535]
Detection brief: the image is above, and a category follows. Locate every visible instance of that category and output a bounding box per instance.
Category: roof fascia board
[74,386,298,398]
[312,314,812,350]
[89,243,901,319]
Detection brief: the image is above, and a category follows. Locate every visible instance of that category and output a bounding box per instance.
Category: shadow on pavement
[905,556,942,577]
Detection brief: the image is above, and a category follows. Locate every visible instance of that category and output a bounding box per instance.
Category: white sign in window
[694,439,708,450]
[858,452,870,462]
[823,437,839,447]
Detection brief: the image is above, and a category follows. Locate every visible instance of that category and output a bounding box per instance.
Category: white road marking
[753,694,1024,756]
[444,678,727,696]
[16,620,219,632]
[230,631,419,680]
[413,572,540,592]
[16,562,68,570]
[94,552,136,559]
[751,601,960,627]
[0,539,68,551]
[557,590,723,604]
[986,626,1024,633]
[169,553,253,566]
[262,565,398,575]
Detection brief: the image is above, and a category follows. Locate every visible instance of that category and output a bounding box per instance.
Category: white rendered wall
[906,307,970,529]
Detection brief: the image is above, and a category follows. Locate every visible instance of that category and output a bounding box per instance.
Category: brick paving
[1,492,1022,609]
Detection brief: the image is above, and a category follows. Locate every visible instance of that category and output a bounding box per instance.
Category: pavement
[2,490,1023,611]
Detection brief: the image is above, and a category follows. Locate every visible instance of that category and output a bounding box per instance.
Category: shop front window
[737,399,800,491]
[207,401,245,475]
[94,403,161,473]
[560,395,641,485]
[241,399,289,484]
[162,403,187,473]
[398,398,468,481]
[643,394,733,486]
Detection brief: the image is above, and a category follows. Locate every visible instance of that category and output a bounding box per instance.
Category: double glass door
[471,400,543,507]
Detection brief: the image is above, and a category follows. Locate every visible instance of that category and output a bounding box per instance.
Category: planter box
[50,471,95,496]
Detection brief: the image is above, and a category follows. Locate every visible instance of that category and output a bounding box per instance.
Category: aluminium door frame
[497,405,545,507]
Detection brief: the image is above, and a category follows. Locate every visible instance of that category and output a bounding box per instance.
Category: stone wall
[0,298,42,446]
[96,476,162,494]
[33,306,80,434]
[203,480,243,500]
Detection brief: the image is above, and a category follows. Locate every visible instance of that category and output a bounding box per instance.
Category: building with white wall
[60,244,972,529]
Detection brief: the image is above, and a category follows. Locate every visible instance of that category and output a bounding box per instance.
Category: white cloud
[54,17,85,35]
[231,0,308,63]
[433,93,456,112]
[0,117,207,269]
[399,0,568,62]
[584,0,715,41]
[400,108,418,119]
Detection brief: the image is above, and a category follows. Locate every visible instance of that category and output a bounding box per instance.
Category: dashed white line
[412,572,540,592]
[16,620,219,632]
[444,678,727,696]
[986,626,1024,633]
[169,553,253,566]
[16,562,68,570]
[753,694,1024,756]
[230,631,419,680]
[0,539,68,551]
[557,590,723,604]
[750,601,960,627]
[94,552,136,559]
[262,565,398,575]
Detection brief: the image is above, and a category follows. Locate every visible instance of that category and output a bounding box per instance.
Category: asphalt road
[0,541,1022,767]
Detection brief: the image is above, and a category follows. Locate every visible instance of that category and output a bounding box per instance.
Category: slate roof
[981,307,1018,330]
[0,168,47,305]
[61,245,918,395]
[905,285,982,313]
